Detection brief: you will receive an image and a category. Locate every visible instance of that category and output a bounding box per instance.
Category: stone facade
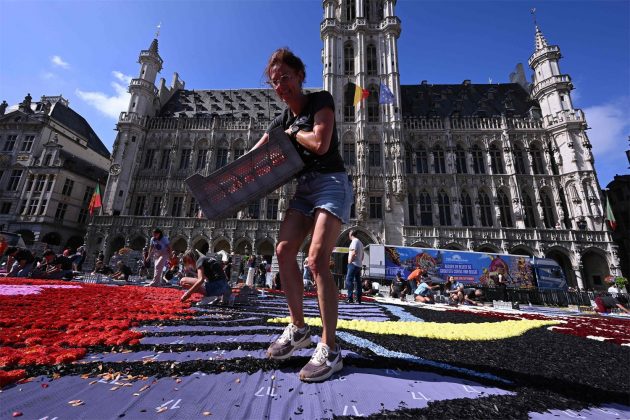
[0,95,110,251]
[86,0,620,290]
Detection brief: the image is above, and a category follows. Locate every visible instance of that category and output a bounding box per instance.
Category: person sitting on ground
[273,271,282,290]
[463,288,484,306]
[390,272,411,300]
[180,249,231,306]
[302,258,315,292]
[2,246,35,278]
[414,278,440,303]
[444,276,464,303]
[594,295,630,314]
[111,260,133,281]
[91,260,113,275]
[407,268,423,292]
[164,250,180,283]
[362,278,379,296]
[31,249,73,280]
[73,246,87,272]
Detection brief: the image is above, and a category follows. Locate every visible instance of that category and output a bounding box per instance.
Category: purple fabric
[135,325,283,333]
[83,347,359,363]
[0,368,514,419]
[141,334,280,345]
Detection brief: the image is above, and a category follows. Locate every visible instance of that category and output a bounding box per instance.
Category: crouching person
[31,249,73,280]
[180,249,231,306]
[414,278,440,303]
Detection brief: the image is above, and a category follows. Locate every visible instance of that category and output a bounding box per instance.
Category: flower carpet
[1,278,629,419]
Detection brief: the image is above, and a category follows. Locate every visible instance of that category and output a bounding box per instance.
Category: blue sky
[0,0,628,188]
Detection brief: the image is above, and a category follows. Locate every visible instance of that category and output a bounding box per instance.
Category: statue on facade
[19,93,33,112]
[0,100,8,115]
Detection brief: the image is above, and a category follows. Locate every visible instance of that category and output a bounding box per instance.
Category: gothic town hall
[86,0,621,290]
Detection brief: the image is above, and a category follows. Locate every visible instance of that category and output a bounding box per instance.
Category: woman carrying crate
[250,48,353,383]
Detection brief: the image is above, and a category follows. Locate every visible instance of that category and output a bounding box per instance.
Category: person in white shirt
[344,230,364,304]
[145,228,172,287]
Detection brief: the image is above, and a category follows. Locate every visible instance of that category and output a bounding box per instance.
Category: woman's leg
[308,208,342,348]
[179,276,206,296]
[276,209,314,328]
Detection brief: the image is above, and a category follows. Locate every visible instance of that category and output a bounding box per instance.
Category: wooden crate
[186,127,303,220]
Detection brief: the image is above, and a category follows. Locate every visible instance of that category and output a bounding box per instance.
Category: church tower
[102,37,163,217]
[321,0,406,243]
[528,24,603,232]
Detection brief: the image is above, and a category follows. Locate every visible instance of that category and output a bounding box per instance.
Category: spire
[534,25,548,52]
[149,38,159,54]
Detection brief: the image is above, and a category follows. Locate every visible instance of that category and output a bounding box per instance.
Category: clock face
[109,163,122,175]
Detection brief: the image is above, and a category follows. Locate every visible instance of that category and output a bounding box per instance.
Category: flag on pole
[344,82,369,106]
[379,83,395,104]
[605,195,617,231]
[88,184,102,216]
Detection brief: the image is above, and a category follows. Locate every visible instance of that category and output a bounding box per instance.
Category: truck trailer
[364,244,567,290]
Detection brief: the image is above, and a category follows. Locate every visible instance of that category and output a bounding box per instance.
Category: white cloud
[76,71,133,119]
[584,97,630,185]
[41,71,56,80]
[584,98,629,155]
[112,70,132,84]
[51,55,70,69]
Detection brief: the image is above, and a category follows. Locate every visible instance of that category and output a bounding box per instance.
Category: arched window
[363,0,371,20]
[416,145,428,173]
[530,143,546,175]
[455,145,467,174]
[344,43,355,76]
[479,191,493,227]
[404,144,413,174]
[497,190,513,227]
[438,190,451,226]
[541,190,556,228]
[419,191,432,226]
[568,184,581,202]
[367,84,379,122]
[408,193,416,226]
[489,144,505,174]
[345,0,356,21]
[195,149,208,171]
[215,147,228,169]
[433,145,446,173]
[513,144,527,174]
[366,44,377,76]
[234,147,245,160]
[471,144,486,174]
[522,191,537,228]
[461,191,474,226]
[343,142,356,166]
[368,142,381,167]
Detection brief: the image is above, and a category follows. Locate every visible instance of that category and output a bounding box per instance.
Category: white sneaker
[299,342,343,382]
[196,296,221,306]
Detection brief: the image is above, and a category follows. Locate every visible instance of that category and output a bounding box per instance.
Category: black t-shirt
[118,264,132,279]
[267,91,345,175]
[393,277,405,292]
[197,256,227,282]
[51,255,73,270]
[14,249,35,265]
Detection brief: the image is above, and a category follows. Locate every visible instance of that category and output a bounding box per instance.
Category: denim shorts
[289,171,353,224]
[204,279,229,297]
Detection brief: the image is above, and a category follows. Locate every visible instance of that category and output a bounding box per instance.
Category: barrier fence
[359,277,628,308]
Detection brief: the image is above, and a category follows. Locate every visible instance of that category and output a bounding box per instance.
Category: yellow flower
[268,317,558,341]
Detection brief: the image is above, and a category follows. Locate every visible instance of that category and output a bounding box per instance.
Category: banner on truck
[384,246,534,287]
